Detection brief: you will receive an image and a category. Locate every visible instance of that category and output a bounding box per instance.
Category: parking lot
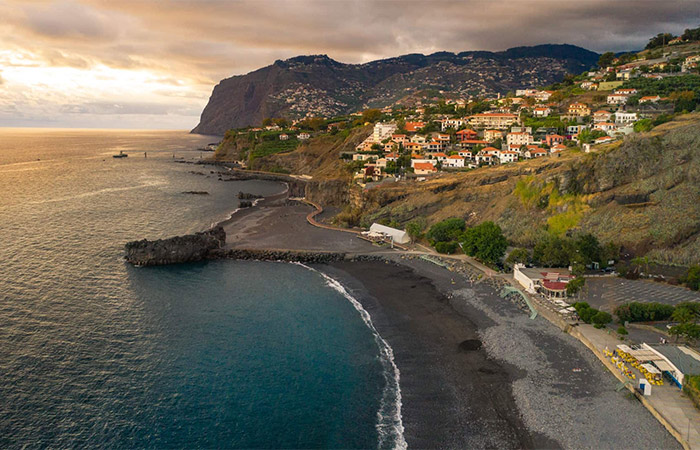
[583,276,700,312]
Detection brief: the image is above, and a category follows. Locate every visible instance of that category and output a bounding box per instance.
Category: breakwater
[124,226,226,266]
[125,227,382,266]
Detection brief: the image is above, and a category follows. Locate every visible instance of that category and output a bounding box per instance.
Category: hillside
[192,44,598,135]
[354,114,700,265]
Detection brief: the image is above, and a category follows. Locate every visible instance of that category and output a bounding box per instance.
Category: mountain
[191,44,599,135]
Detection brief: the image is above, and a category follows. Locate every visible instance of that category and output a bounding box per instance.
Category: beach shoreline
[178,167,681,448]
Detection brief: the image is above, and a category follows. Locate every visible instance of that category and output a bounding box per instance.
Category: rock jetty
[124,226,226,266]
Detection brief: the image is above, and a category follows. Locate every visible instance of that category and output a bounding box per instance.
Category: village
[344,49,699,182]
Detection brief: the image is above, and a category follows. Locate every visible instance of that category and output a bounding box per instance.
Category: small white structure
[368,223,410,244]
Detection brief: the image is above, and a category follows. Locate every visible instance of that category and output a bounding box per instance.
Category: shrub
[406,217,427,240]
[617,326,629,335]
[681,265,700,291]
[566,277,585,296]
[613,302,675,323]
[592,311,613,329]
[505,248,530,268]
[435,241,459,254]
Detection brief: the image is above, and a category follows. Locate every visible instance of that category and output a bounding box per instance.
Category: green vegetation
[249,137,299,159]
[668,302,700,342]
[681,265,700,290]
[460,221,508,265]
[645,33,676,50]
[405,217,427,241]
[684,375,700,411]
[505,248,530,268]
[614,302,675,323]
[617,326,629,336]
[598,52,616,68]
[566,277,585,296]
[621,75,700,112]
[426,218,465,244]
[574,302,612,328]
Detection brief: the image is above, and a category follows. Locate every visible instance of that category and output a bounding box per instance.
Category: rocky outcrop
[209,248,383,263]
[124,226,226,266]
[192,45,599,135]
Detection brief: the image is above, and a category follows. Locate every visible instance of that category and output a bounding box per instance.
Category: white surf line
[297,263,407,450]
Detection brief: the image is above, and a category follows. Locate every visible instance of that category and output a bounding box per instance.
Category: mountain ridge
[192,44,599,135]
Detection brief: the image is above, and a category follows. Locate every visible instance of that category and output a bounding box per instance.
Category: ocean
[0,129,402,448]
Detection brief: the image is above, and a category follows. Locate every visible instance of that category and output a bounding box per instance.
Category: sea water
[0,129,400,448]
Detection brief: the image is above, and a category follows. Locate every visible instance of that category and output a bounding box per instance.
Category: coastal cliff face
[124,226,226,266]
[192,45,599,135]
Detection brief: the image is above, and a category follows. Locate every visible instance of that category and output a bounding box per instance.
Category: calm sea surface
[0,129,396,448]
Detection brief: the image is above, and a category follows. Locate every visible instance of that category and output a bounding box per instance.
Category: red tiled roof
[542,280,568,291]
[413,162,436,171]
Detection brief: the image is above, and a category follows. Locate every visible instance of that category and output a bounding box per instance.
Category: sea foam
[298,264,407,450]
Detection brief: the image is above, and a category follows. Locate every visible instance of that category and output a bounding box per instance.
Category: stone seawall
[209,248,383,264]
[124,226,226,266]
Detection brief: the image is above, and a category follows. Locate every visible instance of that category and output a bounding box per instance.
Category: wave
[297,264,407,450]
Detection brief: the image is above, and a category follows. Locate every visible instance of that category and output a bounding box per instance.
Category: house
[362,165,383,181]
[443,155,465,168]
[545,134,564,147]
[455,129,478,141]
[412,162,437,175]
[594,136,615,145]
[468,113,518,129]
[580,81,598,90]
[525,148,548,159]
[385,152,399,162]
[516,88,538,97]
[533,106,551,117]
[641,344,700,389]
[458,150,474,159]
[514,264,574,299]
[594,122,617,133]
[534,90,553,102]
[430,152,448,162]
[298,132,310,140]
[425,141,442,152]
[593,110,612,123]
[499,150,519,164]
[352,153,375,161]
[279,133,289,140]
[483,129,503,142]
[639,95,661,104]
[435,133,451,144]
[441,118,466,131]
[391,134,408,144]
[404,142,423,154]
[384,141,399,152]
[404,121,425,132]
[550,144,567,153]
[615,88,638,95]
[476,147,501,165]
[614,111,637,125]
[507,131,533,147]
[607,93,629,105]
[568,102,591,117]
[411,134,427,144]
[458,139,489,149]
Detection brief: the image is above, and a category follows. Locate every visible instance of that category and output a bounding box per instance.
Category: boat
[113,151,128,158]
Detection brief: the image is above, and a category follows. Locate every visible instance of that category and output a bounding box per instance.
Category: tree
[566,277,586,296]
[645,33,675,50]
[406,217,427,241]
[681,26,700,42]
[426,218,465,243]
[592,311,613,329]
[598,52,615,68]
[681,265,700,290]
[533,234,575,267]
[460,221,508,265]
[362,109,382,123]
[505,248,530,268]
[574,233,601,265]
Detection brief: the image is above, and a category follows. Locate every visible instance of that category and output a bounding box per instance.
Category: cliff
[192,45,599,135]
[124,226,226,266]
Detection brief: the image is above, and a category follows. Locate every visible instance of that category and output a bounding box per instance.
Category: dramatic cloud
[0,0,698,129]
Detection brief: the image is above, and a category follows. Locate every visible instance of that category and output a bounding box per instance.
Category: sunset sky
[1,0,698,130]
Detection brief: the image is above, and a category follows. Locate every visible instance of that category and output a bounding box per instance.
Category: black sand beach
[218,186,680,449]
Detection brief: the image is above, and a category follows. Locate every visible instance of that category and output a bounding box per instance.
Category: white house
[441,118,466,131]
[614,111,637,125]
[443,155,465,168]
[607,93,629,105]
[594,122,617,133]
[507,132,533,147]
[499,150,519,164]
[533,107,551,117]
[298,132,311,140]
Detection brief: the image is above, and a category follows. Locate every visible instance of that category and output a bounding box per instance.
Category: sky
[0,0,698,130]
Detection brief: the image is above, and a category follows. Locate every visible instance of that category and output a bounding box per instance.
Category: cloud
[1,0,699,128]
